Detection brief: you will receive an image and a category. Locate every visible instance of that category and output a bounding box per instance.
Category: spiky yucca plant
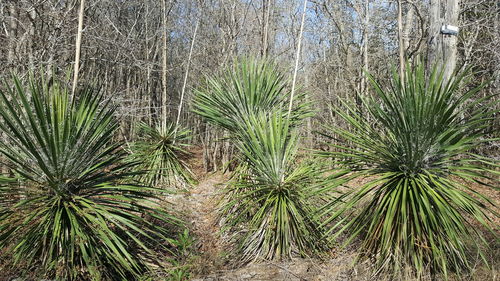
[194,59,325,261]
[0,76,178,280]
[221,113,328,261]
[131,122,193,187]
[192,58,311,134]
[319,63,498,278]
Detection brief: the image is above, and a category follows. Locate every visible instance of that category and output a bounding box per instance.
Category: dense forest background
[0,1,499,280]
[1,0,498,170]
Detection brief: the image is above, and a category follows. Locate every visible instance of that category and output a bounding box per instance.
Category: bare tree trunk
[175,16,200,132]
[361,0,369,96]
[323,47,332,99]
[428,0,442,70]
[24,0,36,71]
[287,0,308,119]
[261,0,271,58]
[403,3,414,51]
[305,75,312,147]
[145,2,152,125]
[495,6,500,90]
[72,0,85,95]
[7,2,18,68]
[397,0,405,81]
[161,0,169,129]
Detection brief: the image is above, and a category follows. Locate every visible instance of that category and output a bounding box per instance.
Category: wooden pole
[442,0,459,82]
[427,0,460,82]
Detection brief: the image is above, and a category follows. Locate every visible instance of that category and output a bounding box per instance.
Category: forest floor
[176,147,364,281]
[177,146,499,281]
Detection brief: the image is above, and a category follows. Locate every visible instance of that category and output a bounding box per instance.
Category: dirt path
[188,172,227,275]
[179,147,229,275]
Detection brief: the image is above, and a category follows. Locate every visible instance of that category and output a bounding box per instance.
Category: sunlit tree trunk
[288,0,308,119]
[161,0,171,130]
[397,0,405,82]
[72,0,85,95]
[175,15,200,133]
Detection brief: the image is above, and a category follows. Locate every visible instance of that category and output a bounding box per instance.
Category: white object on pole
[440,24,459,35]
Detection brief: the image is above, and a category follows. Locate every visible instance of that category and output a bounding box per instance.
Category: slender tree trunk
[323,47,332,100]
[145,2,152,125]
[397,0,405,81]
[428,0,442,70]
[25,1,36,71]
[175,16,200,132]
[287,0,308,119]
[161,0,169,129]
[151,39,161,122]
[403,3,414,51]
[7,2,18,68]
[305,75,312,147]
[72,0,85,95]
[261,0,271,58]
[2,2,17,175]
[361,0,369,96]
[495,7,500,90]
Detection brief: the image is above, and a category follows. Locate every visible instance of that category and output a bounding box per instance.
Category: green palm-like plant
[222,113,328,262]
[131,122,193,188]
[319,63,499,278]
[192,58,311,134]
[193,59,324,261]
[0,76,179,280]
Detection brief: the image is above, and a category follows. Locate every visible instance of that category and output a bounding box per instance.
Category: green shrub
[193,59,325,261]
[0,76,179,280]
[192,58,311,134]
[130,122,194,188]
[319,63,499,278]
[222,113,328,261]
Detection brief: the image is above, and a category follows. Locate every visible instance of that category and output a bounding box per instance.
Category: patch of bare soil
[191,255,359,281]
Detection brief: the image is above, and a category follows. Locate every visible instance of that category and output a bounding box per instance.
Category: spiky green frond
[221,113,329,262]
[130,122,194,188]
[0,75,179,280]
[194,59,324,262]
[192,58,311,135]
[319,63,499,279]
